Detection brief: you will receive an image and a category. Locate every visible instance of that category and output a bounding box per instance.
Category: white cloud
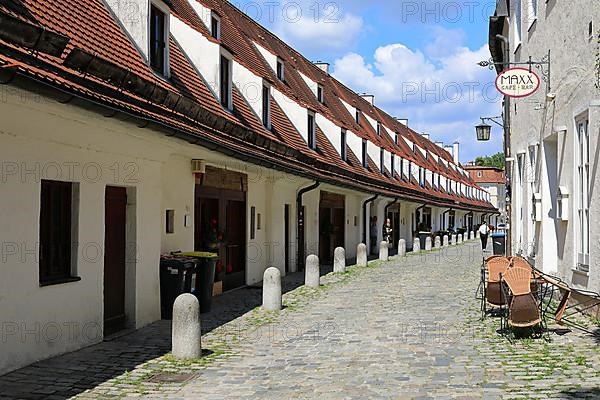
[332,39,503,163]
[273,7,364,55]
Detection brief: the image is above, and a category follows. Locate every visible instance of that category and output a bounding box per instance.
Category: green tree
[474,152,505,169]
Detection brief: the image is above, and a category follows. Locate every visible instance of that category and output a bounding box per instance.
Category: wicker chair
[482,256,511,318]
[502,266,541,328]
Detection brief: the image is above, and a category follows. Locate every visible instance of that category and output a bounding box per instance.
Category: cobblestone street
[3,242,600,399]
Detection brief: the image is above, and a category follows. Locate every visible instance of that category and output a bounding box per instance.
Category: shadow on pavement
[0,267,328,400]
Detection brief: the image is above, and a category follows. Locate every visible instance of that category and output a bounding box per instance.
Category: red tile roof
[0,0,495,212]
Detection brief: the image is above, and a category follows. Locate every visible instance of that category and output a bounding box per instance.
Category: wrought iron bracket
[478,50,551,91]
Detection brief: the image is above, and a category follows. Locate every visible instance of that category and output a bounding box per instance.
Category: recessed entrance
[195,167,247,292]
[319,192,345,265]
[104,186,127,336]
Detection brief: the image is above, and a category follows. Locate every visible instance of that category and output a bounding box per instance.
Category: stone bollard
[334,247,346,273]
[357,243,367,267]
[398,239,406,257]
[425,237,432,251]
[262,267,282,311]
[476,230,480,239]
[443,235,449,247]
[457,234,463,244]
[452,234,457,245]
[305,255,320,287]
[470,231,475,240]
[172,294,202,360]
[434,236,441,248]
[413,238,421,252]
[379,241,389,261]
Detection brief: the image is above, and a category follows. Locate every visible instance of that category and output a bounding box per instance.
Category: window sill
[40,276,82,287]
[571,268,589,278]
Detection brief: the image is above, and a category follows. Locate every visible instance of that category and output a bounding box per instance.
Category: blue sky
[229,0,503,163]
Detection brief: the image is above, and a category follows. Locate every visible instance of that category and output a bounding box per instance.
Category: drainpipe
[297,181,320,271]
[442,208,453,230]
[384,198,399,217]
[465,211,474,231]
[415,203,427,229]
[496,34,512,256]
[362,194,379,244]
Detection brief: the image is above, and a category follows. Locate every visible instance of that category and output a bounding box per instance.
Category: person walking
[383,218,393,247]
[479,221,490,250]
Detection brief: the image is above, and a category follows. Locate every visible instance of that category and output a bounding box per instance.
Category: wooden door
[284,204,290,274]
[104,186,127,336]
[224,199,246,291]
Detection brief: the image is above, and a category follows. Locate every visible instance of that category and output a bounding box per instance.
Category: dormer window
[391,154,395,177]
[380,149,385,174]
[277,58,285,81]
[377,122,381,136]
[362,139,368,168]
[341,129,347,161]
[307,111,316,150]
[150,4,169,76]
[211,13,221,40]
[355,109,360,124]
[317,85,324,103]
[220,54,232,109]
[262,84,271,129]
[395,133,399,145]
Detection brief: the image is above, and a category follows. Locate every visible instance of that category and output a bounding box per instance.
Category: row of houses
[489,1,600,298]
[0,0,495,374]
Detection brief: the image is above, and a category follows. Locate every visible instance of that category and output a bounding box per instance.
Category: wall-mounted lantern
[475,116,503,141]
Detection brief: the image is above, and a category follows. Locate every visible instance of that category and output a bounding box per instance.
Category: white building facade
[0,0,494,375]
[490,1,600,289]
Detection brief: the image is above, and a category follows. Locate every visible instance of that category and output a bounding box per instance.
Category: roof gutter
[0,52,497,215]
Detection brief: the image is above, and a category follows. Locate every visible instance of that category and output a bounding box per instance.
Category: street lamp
[475,122,492,141]
[475,116,504,141]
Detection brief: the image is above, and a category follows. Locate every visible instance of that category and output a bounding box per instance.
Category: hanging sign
[495,67,541,98]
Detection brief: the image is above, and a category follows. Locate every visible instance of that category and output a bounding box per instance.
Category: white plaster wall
[0,91,174,375]
[364,113,379,133]
[346,130,363,160]
[367,141,381,171]
[105,0,149,60]
[272,88,308,142]
[384,150,392,173]
[186,0,212,30]
[253,41,278,73]
[170,16,221,98]
[339,98,356,119]
[316,114,342,156]
[161,155,195,253]
[507,0,600,288]
[299,71,318,98]
[233,61,264,121]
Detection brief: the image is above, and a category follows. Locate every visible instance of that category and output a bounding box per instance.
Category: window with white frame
[307,111,316,150]
[220,54,232,109]
[513,0,522,48]
[150,3,169,76]
[377,122,381,136]
[380,149,385,174]
[211,12,221,40]
[262,84,271,129]
[276,58,285,81]
[361,139,368,168]
[391,154,395,177]
[317,85,324,103]
[341,128,347,161]
[577,118,590,271]
[355,109,360,124]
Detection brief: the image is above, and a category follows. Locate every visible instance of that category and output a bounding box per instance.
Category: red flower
[216,261,222,273]
[226,264,233,273]
[217,234,223,241]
